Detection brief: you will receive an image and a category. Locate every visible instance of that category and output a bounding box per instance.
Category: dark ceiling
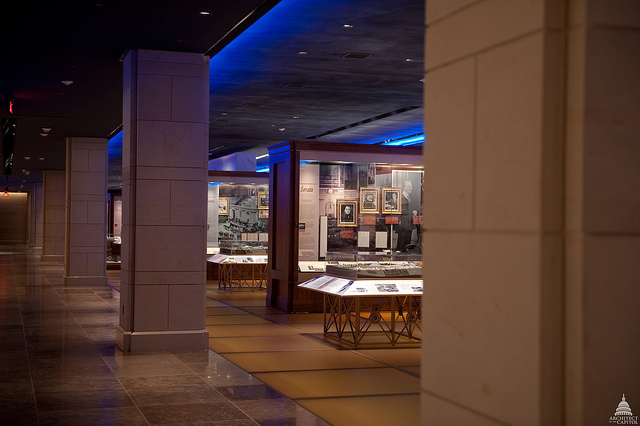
[0,0,424,191]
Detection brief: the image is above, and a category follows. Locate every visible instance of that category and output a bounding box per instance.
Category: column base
[64,275,108,286]
[116,326,209,352]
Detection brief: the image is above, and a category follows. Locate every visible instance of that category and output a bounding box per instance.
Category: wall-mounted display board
[267,141,423,313]
[298,275,422,347]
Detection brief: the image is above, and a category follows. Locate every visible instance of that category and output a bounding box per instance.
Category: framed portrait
[381,188,401,214]
[258,191,269,209]
[359,187,379,213]
[218,198,229,215]
[337,200,358,227]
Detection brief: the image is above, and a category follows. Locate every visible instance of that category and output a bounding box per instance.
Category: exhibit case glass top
[220,240,268,255]
[324,251,422,279]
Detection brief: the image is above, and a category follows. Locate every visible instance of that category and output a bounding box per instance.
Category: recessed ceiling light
[40,133,48,137]
[341,52,372,59]
[24,156,31,160]
[199,11,210,15]
[61,80,73,86]
[42,128,51,132]
[405,58,415,62]
[38,157,45,161]
[293,116,300,119]
[298,51,308,55]
[343,24,353,28]
[278,128,286,131]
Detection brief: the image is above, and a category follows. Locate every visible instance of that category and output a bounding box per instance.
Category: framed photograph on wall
[382,188,401,214]
[359,187,379,213]
[218,198,229,215]
[337,200,358,227]
[258,191,269,209]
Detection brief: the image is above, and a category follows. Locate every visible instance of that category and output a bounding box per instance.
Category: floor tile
[138,401,251,425]
[37,406,150,426]
[206,315,272,325]
[223,349,386,373]
[297,394,421,426]
[215,384,286,401]
[209,334,332,353]
[232,398,332,426]
[253,367,420,399]
[206,323,299,337]
[34,389,136,411]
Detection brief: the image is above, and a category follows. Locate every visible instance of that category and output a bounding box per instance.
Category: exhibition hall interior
[1,0,639,425]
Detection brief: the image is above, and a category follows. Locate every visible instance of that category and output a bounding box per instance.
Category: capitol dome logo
[610,395,638,424]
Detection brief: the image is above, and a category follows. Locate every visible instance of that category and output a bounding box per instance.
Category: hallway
[0,244,420,425]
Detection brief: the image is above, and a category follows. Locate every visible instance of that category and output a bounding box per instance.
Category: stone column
[564,1,640,423]
[116,50,209,352]
[422,1,565,424]
[42,170,65,260]
[64,137,108,286]
[422,0,640,424]
[29,182,44,249]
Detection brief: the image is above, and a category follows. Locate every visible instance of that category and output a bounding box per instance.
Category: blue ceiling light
[380,133,425,146]
[108,129,123,153]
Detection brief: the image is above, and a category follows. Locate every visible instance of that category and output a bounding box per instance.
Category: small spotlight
[61,80,73,86]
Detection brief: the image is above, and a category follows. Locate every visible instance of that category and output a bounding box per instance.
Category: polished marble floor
[0,244,420,425]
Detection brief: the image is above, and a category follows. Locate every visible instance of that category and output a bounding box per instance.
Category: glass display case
[220,240,268,255]
[324,251,422,279]
[207,172,269,253]
[267,141,423,313]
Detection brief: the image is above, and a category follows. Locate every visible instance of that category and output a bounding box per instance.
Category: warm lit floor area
[0,244,421,425]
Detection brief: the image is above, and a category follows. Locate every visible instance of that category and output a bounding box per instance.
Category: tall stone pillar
[42,170,65,260]
[116,50,209,352]
[29,182,44,249]
[422,1,640,424]
[64,137,108,286]
[563,1,640,423]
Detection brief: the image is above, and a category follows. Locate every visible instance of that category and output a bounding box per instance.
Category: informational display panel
[207,254,268,264]
[298,275,422,296]
[299,163,320,260]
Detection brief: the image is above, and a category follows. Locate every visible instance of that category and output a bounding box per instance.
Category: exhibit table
[298,275,422,347]
[207,254,268,292]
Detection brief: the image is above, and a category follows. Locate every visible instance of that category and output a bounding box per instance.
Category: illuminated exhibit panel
[297,160,424,265]
[207,172,268,255]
